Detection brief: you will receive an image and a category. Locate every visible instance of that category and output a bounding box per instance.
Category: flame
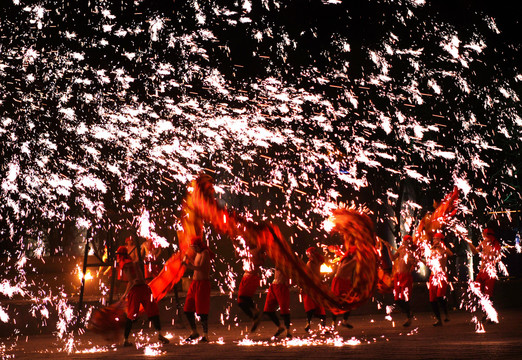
[77,268,93,281]
[320,264,333,273]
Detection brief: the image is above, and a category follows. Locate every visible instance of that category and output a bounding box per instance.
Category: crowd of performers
[107,225,502,346]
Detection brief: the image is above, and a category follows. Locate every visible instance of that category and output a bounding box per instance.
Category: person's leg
[265,311,280,327]
[342,311,353,328]
[396,299,412,326]
[438,297,449,321]
[251,308,263,332]
[184,312,199,339]
[194,280,211,341]
[438,280,449,321]
[396,299,406,313]
[319,314,326,328]
[305,310,314,332]
[149,315,169,344]
[184,281,198,340]
[403,301,412,326]
[429,280,442,326]
[265,311,285,337]
[124,317,134,346]
[276,284,291,337]
[199,314,209,341]
[141,284,169,344]
[281,313,292,338]
[123,286,141,346]
[150,315,161,331]
[430,302,442,326]
[331,313,338,329]
[238,296,255,319]
[263,285,281,334]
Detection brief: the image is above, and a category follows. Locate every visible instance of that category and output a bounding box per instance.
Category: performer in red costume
[331,247,357,329]
[469,228,502,297]
[391,235,416,327]
[141,237,162,282]
[303,247,327,332]
[183,236,214,342]
[116,246,169,347]
[237,245,266,332]
[427,233,453,326]
[468,227,502,322]
[125,236,140,263]
[262,267,292,338]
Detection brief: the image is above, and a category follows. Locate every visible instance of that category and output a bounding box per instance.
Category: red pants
[476,271,495,297]
[238,273,261,301]
[393,272,413,301]
[184,279,211,315]
[303,293,326,315]
[126,284,159,320]
[264,283,290,314]
[429,274,448,302]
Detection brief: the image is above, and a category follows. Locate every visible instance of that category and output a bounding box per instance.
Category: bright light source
[320,264,333,273]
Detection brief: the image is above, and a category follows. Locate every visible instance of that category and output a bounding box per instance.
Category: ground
[3,307,522,359]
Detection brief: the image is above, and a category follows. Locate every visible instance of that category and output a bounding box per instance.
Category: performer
[303,247,327,332]
[468,228,502,320]
[331,247,357,329]
[141,237,162,282]
[262,267,292,338]
[113,236,141,296]
[237,245,266,331]
[125,236,140,263]
[391,235,416,327]
[182,235,213,342]
[427,233,453,326]
[116,246,169,347]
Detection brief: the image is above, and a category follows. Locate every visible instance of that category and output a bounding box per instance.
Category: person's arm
[184,250,209,271]
[182,254,192,269]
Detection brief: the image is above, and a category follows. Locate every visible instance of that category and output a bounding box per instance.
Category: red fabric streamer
[170,174,378,314]
[90,174,381,331]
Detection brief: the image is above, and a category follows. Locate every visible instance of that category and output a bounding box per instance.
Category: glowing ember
[237,335,361,347]
[75,346,111,354]
[472,316,486,333]
[143,345,166,356]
